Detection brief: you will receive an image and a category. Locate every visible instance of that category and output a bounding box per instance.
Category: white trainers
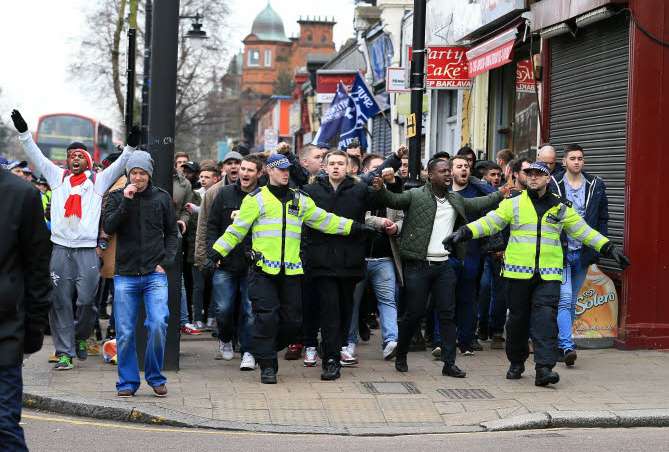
[340,345,358,367]
[383,341,398,361]
[215,340,234,361]
[240,352,256,371]
[194,320,206,331]
[303,347,318,367]
[206,317,217,330]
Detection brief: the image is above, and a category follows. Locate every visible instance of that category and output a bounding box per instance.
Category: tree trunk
[111,0,128,121]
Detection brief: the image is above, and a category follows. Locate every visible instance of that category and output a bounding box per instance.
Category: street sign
[406,113,417,138]
[386,67,409,92]
[264,128,278,152]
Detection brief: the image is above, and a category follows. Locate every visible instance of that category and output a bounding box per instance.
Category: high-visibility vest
[213,185,353,276]
[467,191,609,281]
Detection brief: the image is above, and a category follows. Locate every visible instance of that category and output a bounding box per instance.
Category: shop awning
[466,27,518,78]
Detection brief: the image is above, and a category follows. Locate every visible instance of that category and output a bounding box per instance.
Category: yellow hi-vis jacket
[466,191,609,281]
[212,185,353,276]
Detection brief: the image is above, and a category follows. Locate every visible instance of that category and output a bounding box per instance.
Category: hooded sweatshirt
[19,131,135,248]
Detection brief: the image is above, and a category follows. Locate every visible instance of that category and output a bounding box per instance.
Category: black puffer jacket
[103,183,178,275]
[206,181,252,274]
[0,169,52,366]
[302,175,378,278]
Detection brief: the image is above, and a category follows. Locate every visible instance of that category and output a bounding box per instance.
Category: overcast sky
[0,0,355,130]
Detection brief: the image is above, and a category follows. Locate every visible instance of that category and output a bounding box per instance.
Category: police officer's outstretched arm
[300,194,358,236]
[212,193,259,258]
[443,197,514,252]
[562,207,630,269]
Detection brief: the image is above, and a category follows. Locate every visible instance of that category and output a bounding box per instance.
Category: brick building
[239,3,337,146]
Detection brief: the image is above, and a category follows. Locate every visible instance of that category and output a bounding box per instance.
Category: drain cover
[361,382,421,394]
[437,388,494,400]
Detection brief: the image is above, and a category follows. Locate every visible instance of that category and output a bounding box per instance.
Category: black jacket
[0,169,52,366]
[302,175,378,278]
[206,181,251,274]
[103,183,178,275]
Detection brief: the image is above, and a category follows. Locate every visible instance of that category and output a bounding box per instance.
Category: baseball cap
[266,154,291,169]
[523,161,551,176]
[222,151,243,163]
[181,161,200,172]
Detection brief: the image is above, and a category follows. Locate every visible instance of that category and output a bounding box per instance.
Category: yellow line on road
[22,413,270,436]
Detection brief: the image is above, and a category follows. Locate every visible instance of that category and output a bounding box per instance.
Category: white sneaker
[206,317,216,330]
[347,343,357,357]
[221,341,234,360]
[240,352,256,371]
[215,341,224,360]
[383,341,398,361]
[340,346,358,367]
[194,320,206,330]
[303,347,318,367]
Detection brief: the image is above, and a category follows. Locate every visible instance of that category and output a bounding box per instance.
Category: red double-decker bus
[35,113,116,165]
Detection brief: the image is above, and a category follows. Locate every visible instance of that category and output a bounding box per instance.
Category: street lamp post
[405,0,427,189]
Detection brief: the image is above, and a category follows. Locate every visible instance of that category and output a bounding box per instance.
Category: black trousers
[248,270,302,364]
[314,276,358,363]
[504,275,560,369]
[301,276,320,348]
[398,260,457,365]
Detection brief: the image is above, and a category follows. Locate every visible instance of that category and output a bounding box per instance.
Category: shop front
[531,0,669,348]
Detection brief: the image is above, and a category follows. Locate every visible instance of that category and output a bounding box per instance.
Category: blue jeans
[0,365,27,451]
[478,256,507,335]
[113,272,169,393]
[455,254,482,347]
[557,250,589,351]
[349,258,398,346]
[179,274,189,327]
[212,270,252,352]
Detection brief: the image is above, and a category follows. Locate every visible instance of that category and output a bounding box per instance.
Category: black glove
[127,125,142,148]
[202,257,218,272]
[11,109,28,133]
[23,326,45,355]
[442,226,473,253]
[351,222,376,236]
[601,242,630,270]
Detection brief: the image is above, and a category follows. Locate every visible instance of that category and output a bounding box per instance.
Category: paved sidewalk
[22,332,669,434]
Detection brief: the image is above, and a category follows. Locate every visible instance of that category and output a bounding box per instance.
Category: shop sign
[408,46,472,89]
[572,265,619,339]
[426,46,471,89]
[316,72,357,103]
[386,67,409,92]
[466,27,517,78]
[515,59,536,93]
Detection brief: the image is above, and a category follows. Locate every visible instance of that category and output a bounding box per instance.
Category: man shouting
[11,110,139,370]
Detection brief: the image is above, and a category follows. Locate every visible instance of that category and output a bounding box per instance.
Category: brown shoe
[117,389,134,398]
[152,384,168,397]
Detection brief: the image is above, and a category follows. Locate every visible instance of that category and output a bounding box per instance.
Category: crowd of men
[2,107,630,441]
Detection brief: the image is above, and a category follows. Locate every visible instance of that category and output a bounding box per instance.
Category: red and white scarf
[64,150,94,220]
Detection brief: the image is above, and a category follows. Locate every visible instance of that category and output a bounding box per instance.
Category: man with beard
[371,158,506,378]
[444,162,629,387]
[450,156,495,355]
[11,110,139,370]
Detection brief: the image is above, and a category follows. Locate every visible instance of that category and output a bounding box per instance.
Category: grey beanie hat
[126,150,154,177]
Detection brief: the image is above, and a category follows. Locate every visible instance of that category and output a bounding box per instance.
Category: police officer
[212,154,369,384]
[443,162,629,387]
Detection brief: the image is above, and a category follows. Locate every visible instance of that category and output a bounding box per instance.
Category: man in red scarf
[11,110,140,370]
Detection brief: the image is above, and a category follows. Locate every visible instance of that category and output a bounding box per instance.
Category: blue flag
[338,95,368,150]
[312,83,350,148]
[350,72,381,122]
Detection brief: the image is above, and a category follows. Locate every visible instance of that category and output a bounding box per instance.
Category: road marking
[22,413,270,436]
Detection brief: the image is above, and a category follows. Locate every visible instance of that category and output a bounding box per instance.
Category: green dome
[250,3,291,42]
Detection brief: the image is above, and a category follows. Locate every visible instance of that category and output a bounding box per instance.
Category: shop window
[431,90,459,157]
[487,64,515,157]
[248,49,260,67]
[264,49,272,67]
